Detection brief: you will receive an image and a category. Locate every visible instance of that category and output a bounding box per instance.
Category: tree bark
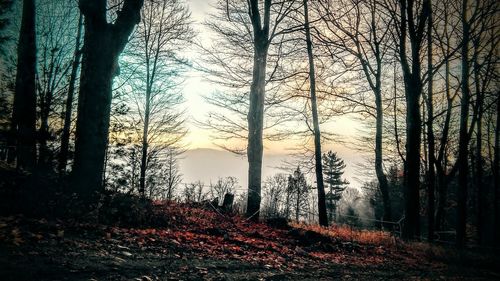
[472,38,486,245]
[494,94,500,246]
[11,0,37,171]
[375,89,392,226]
[397,0,430,240]
[59,13,83,175]
[139,78,152,198]
[72,0,143,204]
[435,27,452,231]
[304,0,328,227]
[426,3,436,241]
[456,0,471,248]
[245,0,270,221]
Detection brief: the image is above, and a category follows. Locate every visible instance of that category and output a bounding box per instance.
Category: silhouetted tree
[59,13,83,174]
[11,0,37,171]
[391,0,430,240]
[36,0,79,170]
[124,0,191,198]
[71,0,143,205]
[303,0,327,226]
[317,0,394,225]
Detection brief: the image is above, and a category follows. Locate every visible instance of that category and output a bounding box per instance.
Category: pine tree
[322,151,349,222]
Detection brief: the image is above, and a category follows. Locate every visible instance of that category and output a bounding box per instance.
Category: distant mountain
[178,148,363,192]
[178,148,289,188]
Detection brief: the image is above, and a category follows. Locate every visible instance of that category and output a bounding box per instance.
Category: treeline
[0,0,189,201]
[0,0,498,250]
[201,0,499,248]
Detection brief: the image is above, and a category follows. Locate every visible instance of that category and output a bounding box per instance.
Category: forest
[0,0,499,280]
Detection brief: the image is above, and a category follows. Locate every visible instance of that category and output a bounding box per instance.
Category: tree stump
[222,193,234,213]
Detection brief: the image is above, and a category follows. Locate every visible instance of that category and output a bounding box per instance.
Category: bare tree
[122,0,192,198]
[424,0,436,241]
[59,13,83,174]
[262,173,288,218]
[388,0,430,239]
[201,0,303,220]
[163,147,183,201]
[302,0,328,226]
[183,181,206,203]
[317,0,394,226]
[35,0,79,170]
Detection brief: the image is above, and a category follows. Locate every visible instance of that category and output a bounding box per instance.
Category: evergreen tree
[322,151,349,222]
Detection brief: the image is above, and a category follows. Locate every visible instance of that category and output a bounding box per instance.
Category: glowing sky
[182,0,362,154]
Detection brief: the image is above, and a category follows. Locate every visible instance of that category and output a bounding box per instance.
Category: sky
[173,1,367,188]
[182,0,363,152]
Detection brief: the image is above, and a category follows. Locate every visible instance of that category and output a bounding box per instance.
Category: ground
[0,202,499,280]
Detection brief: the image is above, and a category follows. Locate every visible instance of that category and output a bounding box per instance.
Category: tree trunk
[72,23,115,202]
[375,90,392,226]
[59,13,83,175]
[426,4,436,241]
[295,185,300,221]
[494,95,500,246]
[456,0,471,248]
[403,80,422,240]
[72,0,143,204]
[139,83,152,198]
[11,0,37,171]
[245,0,271,221]
[397,0,430,240]
[38,92,52,169]
[472,42,486,245]
[435,37,452,231]
[246,46,267,221]
[304,0,328,227]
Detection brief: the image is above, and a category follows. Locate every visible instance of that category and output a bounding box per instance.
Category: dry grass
[290,222,397,247]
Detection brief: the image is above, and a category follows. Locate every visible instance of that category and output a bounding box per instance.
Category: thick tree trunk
[246,46,267,221]
[245,0,271,222]
[456,0,471,248]
[72,22,115,201]
[403,81,422,240]
[59,14,83,175]
[398,0,430,240]
[72,0,143,204]
[435,169,447,231]
[304,0,328,227]
[11,0,37,171]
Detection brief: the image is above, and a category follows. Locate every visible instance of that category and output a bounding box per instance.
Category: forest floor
[1,201,499,281]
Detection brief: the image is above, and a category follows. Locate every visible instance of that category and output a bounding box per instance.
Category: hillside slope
[0,201,498,280]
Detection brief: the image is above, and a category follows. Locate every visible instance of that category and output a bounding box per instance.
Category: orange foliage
[290,222,396,247]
